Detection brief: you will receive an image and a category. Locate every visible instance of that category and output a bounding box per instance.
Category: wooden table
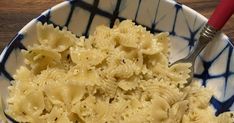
[0,0,233,52]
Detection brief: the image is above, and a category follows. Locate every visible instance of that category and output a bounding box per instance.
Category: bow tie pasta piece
[118,77,139,91]
[37,22,77,52]
[152,63,191,88]
[90,25,117,50]
[108,61,135,79]
[31,68,67,88]
[70,48,107,67]
[113,20,164,56]
[45,82,85,105]
[67,66,101,86]
[154,32,170,57]
[112,20,140,48]
[100,78,118,98]
[168,100,189,122]
[140,81,183,106]
[216,112,234,123]
[169,63,192,80]
[6,89,44,122]
[146,52,169,69]
[150,95,170,122]
[14,66,34,83]
[140,38,163,55]
[40,107,65,122]
[182,107,217,123]
[185,82,213,109]
[22,45,61,73]
[71,95,99,122]
[7,67,36,104]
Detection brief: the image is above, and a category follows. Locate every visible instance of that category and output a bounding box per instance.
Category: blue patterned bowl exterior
[0,0,234,121]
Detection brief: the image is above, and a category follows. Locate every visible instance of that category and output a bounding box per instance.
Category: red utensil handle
[208,0,234,30]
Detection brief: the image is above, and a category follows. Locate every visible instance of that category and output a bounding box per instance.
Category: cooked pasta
[5,20,234,123]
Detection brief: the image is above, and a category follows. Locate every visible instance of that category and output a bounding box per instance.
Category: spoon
[170,0,234,86]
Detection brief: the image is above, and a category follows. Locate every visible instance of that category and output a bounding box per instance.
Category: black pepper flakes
[122,59,126,64]
[66,54,70,59]
[22,112,26,115]
[109,97,115,103]
[177,83,180,88]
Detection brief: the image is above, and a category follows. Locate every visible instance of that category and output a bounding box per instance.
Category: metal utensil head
[169,24,218,87]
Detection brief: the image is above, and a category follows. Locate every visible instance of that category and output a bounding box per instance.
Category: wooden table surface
[0,0,234,52]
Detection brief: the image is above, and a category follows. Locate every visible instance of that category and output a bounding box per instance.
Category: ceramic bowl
[1,0,234,122]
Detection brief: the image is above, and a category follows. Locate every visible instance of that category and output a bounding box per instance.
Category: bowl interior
[1,0,234,116]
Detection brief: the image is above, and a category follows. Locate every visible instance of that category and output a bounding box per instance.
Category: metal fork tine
[169,24,217,87]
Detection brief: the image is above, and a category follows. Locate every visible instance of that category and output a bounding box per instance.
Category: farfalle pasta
[6,20,234,123]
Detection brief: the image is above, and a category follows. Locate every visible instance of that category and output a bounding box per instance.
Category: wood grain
[0,0,233,52]
[0,0,63,52]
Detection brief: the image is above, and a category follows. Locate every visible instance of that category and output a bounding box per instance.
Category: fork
[170,0,234,86]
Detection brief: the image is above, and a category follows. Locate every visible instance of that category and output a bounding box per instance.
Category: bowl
[0,0,234,122]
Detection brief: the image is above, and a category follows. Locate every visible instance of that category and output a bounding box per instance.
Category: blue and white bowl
[0,0,234,121]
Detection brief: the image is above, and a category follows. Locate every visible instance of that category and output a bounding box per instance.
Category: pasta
[5,20,234,123]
